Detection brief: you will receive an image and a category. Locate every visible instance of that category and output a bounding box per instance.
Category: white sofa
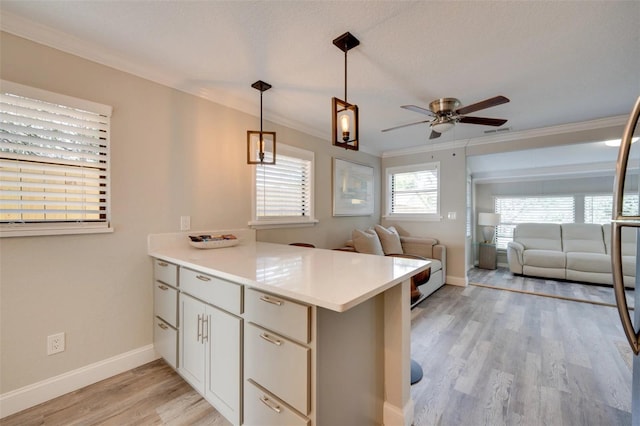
[507,223,636,288]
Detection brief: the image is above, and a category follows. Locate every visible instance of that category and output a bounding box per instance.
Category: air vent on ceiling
[484,127,511,134]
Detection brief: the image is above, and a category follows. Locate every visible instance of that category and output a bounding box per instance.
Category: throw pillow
[352,229,384,255]
[374,225,404,255]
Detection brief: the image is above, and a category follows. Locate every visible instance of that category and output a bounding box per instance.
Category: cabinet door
[205,306,242,425]
[179,293,205,392]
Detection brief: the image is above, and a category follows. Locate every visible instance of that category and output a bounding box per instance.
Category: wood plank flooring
[411,283,632,425]
[0,360,231,426]
[468,266,635,308]
[3,280,633,425]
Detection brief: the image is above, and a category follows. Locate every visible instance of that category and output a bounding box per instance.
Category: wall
[381,146,468,286]
[0,32,380,395]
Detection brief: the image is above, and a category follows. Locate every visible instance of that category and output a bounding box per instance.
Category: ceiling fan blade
[401,105,434,116]
[429,130,441,139]
[458,116,508,126]
[381,120,430,132]
[455,95,510,115]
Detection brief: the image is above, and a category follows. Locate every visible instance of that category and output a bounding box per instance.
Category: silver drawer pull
[259,396,282,413]
[196,275,211,282]
[259,295,283,306]
[157,261,168,267]
[158,322,168,330]
[157,284,169,290]
[260,333,282,346]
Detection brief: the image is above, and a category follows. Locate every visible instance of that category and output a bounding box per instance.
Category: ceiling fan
[381,95,510,139]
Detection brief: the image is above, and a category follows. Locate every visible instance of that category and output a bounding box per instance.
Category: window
[385,162,439,221]
[494,196,575,249]
[250,144,317,229]
[0,81,112,237]
[585,194,639,224]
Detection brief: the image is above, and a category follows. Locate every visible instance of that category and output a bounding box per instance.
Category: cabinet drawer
[180,268,242,315]
[245,288,310,343]
[245,323,310,414]
[154,317,177,369]
[153,259,178,287]
[244,380,309,426]
[154,281,178,327]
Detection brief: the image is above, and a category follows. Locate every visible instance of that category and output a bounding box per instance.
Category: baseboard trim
[446,275,468,287]
[0,344,159,418]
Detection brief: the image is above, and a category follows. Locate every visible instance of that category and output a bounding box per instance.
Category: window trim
[0,80,113,238]
[383,161,440,222]
[249,143,318,230]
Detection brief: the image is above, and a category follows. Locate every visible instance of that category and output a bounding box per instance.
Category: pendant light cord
[344,46,348,103]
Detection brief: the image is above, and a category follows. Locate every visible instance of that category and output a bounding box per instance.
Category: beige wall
[381,146,468,285]
[0,32,380,393]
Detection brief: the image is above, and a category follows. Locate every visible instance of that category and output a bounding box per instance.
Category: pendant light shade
[332,32,360,151]
[247,80,276,165]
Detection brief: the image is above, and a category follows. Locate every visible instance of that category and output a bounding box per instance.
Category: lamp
[332,31,360,150]
[247,80,276,165]
[478,212,501,243]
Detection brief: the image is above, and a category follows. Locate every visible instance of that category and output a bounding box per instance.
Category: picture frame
[332,158,374,216]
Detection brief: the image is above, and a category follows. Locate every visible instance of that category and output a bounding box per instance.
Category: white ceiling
[1,1,639,161]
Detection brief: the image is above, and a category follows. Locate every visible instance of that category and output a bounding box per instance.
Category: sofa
[507,223,636,288]
[339,225,447,302]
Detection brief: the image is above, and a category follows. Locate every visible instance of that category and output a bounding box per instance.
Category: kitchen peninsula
[148,230,430,426]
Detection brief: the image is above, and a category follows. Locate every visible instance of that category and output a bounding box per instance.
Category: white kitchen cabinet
[152,259,178,368]
[179,292,242,426]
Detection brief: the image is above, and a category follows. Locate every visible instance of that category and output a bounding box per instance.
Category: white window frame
[249,143,318,229]
[0,80,113,238]
[384,162,440,221]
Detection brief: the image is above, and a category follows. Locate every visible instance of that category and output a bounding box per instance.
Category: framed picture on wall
[332,158,374,216]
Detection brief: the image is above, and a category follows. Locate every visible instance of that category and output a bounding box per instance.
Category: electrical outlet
[47,332,65,355]
[180,216,191,231]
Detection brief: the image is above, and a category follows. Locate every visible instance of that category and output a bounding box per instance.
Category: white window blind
[0,81,112,236]
[494,196,575,249]
[585,194,639,224]
[386,162,439,220]
[251,144,316,228]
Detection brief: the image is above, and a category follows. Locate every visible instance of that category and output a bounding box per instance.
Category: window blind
[494,196,575,249]
[585,194,639,224]
[390,166,438,215]
[255,151,311,218]
[0,81,111,229]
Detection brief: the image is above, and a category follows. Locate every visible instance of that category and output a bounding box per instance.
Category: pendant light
[247,80,276,165]
[332,32,360,150]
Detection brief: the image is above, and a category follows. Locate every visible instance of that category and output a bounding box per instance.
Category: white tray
[188,238,239,249]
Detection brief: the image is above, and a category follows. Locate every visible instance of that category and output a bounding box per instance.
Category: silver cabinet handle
[158,322,168,330]
[196,275,211,282]
[259,333,282,346]
[259,396,282,413]
[259,295,283,306]
[157,284,169,291]
[202,316,209,343]
[157,261,168,267]
[197,314,202,343]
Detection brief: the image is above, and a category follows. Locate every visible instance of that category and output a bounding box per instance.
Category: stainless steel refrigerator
[612,95,640,425]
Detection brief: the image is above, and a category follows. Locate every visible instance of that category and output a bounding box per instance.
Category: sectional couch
[506,223,636,288]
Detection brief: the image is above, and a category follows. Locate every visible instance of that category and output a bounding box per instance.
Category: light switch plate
[447,212,457,220]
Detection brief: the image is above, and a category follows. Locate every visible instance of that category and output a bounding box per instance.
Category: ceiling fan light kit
[382,95,510,140]
[247,80,276,165]
[332,31,360,151]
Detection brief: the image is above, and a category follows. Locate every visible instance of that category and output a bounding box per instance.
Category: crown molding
[382,115,628,158]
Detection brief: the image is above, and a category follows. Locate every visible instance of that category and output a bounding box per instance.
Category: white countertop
[148,232,430,312]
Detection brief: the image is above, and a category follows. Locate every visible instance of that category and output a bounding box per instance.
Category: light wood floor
[3,281,633,425]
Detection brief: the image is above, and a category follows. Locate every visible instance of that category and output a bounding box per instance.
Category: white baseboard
[0,344,159,418]
[446,275,468,287]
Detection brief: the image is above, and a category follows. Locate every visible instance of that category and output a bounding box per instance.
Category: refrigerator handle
[612,222,640,355]
[612,95,640,355]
